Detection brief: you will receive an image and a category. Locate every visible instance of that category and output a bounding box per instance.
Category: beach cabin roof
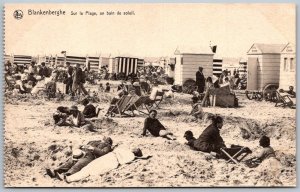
[281,42,295,53]
[174,46,214,55]
[247,43,286,54]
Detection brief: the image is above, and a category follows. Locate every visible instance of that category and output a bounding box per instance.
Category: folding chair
[107,95,137,117]
[147,90,164,109]
[219,145,252,164]
[127,95,152,115]
[275,91,296,109]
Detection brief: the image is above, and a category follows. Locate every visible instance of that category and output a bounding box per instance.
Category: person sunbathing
[64,147,151,183]
[67,105,97,132]
[46,137,113,180]
[142,110,176,140]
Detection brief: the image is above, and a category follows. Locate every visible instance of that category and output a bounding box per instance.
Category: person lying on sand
[142,110,176,140]
[186,115,226,153]
[53,106,71,126]
[245,136,277,168]
[64,147,152,183]
[46,137,113,180]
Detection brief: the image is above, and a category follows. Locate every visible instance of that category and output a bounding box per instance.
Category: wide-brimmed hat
[72,149,86,160]
[70,105,78,111]
[132,148,143,157]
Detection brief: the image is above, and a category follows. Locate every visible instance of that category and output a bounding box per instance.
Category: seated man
[142,110,176,140]
[46,137,113,180]
[81,97,98,118]
[280,86,296,98]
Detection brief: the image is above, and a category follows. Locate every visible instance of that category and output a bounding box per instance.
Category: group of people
[183,115,276,167]
[53,97,100,131]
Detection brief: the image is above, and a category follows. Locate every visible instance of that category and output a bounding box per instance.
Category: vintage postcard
[3,3,296,187]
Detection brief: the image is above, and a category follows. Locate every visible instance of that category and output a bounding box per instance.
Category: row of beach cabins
[4,42,296,91]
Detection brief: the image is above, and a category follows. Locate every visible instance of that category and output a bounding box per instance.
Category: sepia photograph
[3,3,296,187]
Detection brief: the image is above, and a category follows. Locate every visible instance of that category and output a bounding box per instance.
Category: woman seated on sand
[184,115,226,153]
[142,110,176,140]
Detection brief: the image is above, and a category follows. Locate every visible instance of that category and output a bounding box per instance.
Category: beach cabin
[279,43,296,90]
[66,55,87,68]
[238,58,247,77]
[87,56,100,71]
[173,47,214,85]
[247,43,286,90]
[113,56,144,75]
[13,55,32,67]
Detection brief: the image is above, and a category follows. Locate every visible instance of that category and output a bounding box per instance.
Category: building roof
[174,46,214,55]
[247,43,286,54]
[281,42,295,53]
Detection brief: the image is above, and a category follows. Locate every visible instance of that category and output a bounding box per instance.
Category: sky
[4,3,295,58]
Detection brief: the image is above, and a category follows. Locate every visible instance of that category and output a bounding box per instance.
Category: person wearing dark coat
[192,116,226,153]
[81,97,98,118]
[196,67,205,93]
[65,62,74,94]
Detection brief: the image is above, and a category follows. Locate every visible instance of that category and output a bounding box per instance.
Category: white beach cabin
[279,43,296,90]
[173,47,214,85]
[247,43,286,91]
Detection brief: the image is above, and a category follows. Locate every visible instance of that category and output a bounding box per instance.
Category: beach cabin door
[247,57,258,90]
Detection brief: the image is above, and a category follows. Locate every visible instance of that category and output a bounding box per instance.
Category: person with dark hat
[46,137,113,180]
[142,110,176,140]
[196,66,205,93]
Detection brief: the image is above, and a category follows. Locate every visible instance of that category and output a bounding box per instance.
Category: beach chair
[127,95,152,115]
[147,90,164,109]
[219,145,252,164]
[275,91,296,109]
[107,95,138,117]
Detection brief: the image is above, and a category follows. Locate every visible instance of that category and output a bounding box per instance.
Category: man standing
[65,62,73,95]
[196,67,205,93]
[72,63,88,96]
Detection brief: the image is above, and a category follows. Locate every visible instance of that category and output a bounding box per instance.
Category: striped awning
[213,59,223,76]
[13,55,32,66]
[116,57,138,75]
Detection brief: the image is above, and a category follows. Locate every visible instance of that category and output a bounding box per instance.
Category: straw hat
[72,149,86,160]
[70,105,78,111]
